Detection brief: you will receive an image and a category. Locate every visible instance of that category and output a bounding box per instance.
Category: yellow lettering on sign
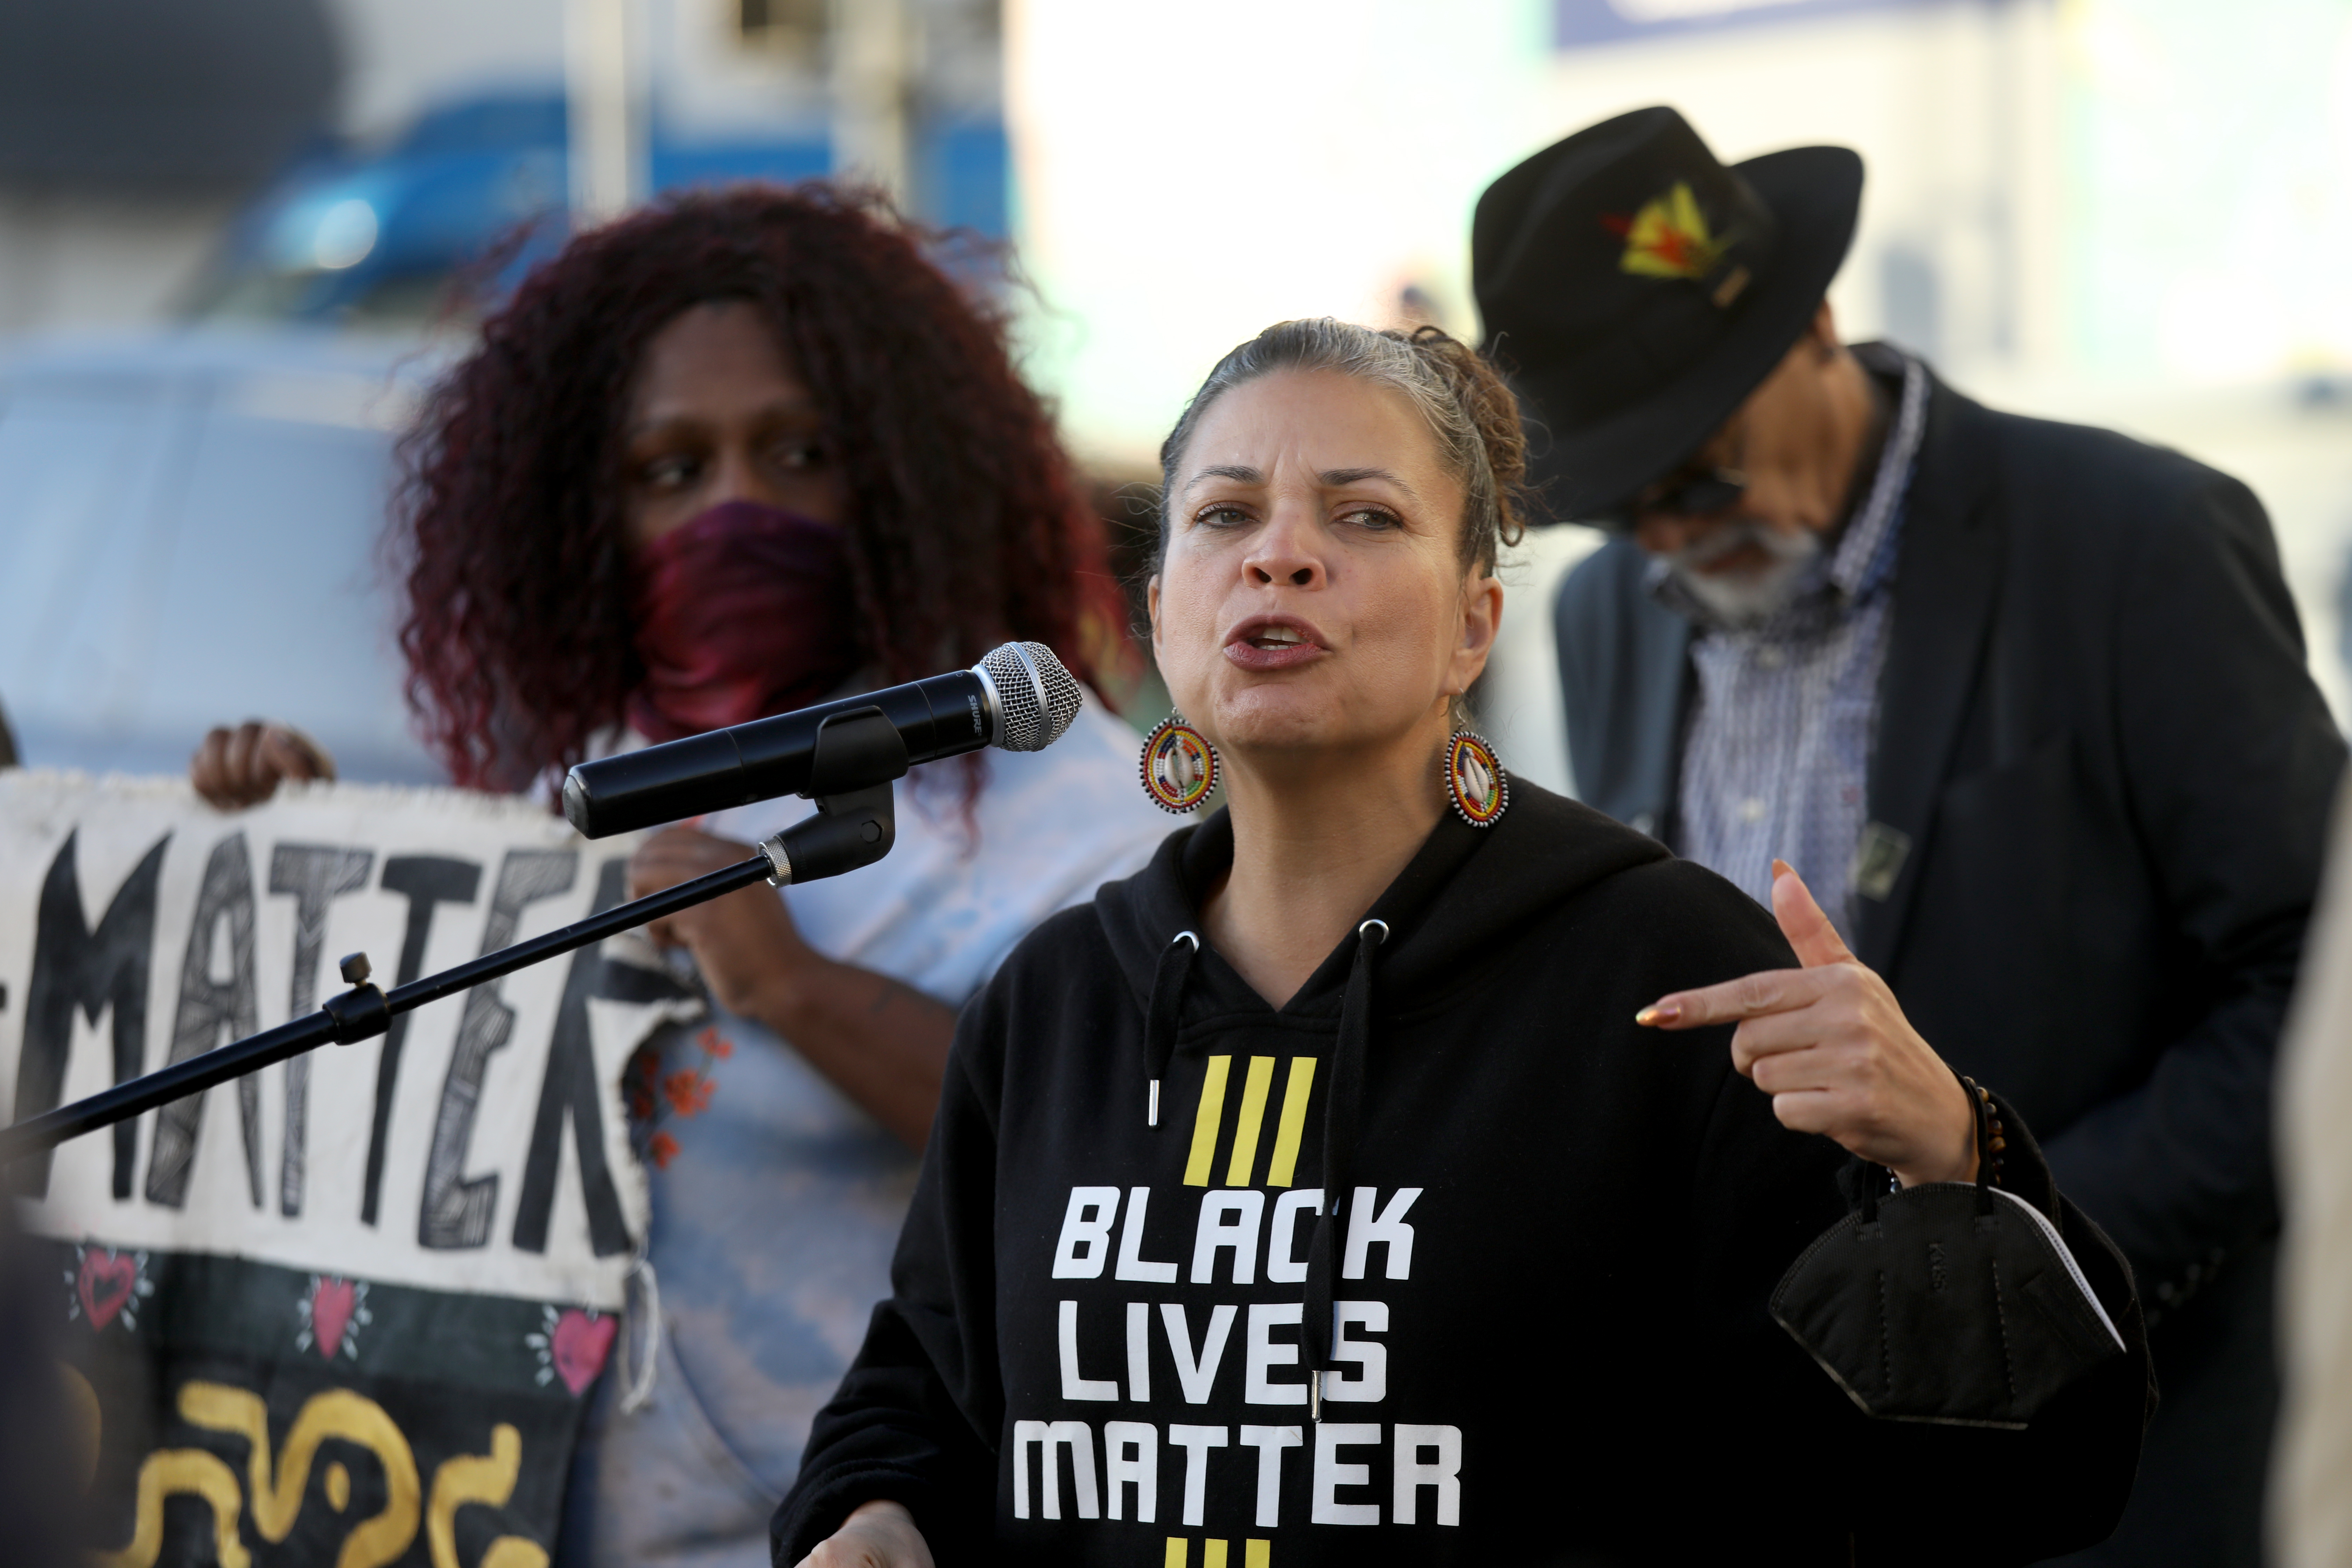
[481,1539,554,1568]
[178,1382,421,1567]
[61,1362,101,1493]
[97,1378,547,1568]
[92,1449,250,1568]
[428,1423,548,1568]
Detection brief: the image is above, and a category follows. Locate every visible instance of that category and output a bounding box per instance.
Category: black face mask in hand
[1770,1083,2130,1429]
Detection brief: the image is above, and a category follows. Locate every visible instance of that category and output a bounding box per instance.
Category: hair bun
[1402,325,1528,549]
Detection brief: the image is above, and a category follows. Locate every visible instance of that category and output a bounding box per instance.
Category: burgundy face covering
[625,499,862,744]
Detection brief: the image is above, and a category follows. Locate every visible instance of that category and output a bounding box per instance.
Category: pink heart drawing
[312,1279,357,1359]
[550,1310,616,1396]
[78,1252,135,1331]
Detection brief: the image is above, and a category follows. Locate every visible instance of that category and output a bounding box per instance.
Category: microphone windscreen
[981,641,1084,751]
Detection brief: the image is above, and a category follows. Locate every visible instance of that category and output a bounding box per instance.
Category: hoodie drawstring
[1306,917,1385,1420]
[1144,931,1201,1127]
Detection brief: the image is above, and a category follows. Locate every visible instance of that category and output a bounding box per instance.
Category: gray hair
[1155,318,1527,575]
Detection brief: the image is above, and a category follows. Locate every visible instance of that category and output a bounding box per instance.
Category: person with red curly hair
[191,183,1172,1566]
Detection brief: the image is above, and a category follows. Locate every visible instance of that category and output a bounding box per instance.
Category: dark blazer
[1555,363,2345,1564]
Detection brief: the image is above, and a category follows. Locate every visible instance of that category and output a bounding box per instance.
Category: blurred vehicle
[0,82,1017,783]
[183,91,1007,330]
[0,329,443,782]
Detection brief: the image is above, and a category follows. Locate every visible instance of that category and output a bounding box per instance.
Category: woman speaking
[774,320,2151,1565]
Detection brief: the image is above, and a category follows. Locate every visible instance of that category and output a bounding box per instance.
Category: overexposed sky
[1007,0,2352,464]
[1007,0,1560,468]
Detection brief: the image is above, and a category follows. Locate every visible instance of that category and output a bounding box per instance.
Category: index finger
[1635,965,1824,1030]
[1771,859,1856,969]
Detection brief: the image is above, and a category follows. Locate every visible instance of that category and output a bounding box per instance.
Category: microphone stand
[0,707,909,1167]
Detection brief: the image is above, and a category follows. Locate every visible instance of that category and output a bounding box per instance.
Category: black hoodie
[772,785,2150,1566]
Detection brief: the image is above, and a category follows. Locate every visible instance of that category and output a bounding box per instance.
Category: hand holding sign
[626,825,956,1151]
[190,720,337,809]
[1637,860,1977,1189]
[628,825,816,1018]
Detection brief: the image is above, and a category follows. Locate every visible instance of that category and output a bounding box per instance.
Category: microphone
[562,641,1084,839]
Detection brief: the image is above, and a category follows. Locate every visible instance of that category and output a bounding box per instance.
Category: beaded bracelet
[1959,1074,2007,1188]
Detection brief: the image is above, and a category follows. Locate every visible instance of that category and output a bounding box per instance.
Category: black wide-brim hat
[1472,107,1863,522]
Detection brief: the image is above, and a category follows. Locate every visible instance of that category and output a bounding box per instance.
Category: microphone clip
[758,706,906,888]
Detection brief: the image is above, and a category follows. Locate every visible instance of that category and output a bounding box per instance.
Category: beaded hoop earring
[1140,715,1219,814]
[1444,729,1508,827]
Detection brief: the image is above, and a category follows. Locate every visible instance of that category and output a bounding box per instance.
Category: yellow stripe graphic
[1166,1538,1264,1565]
[1265,1056,1318,1188]
[1184,1057,1232,1186]
[1225,1057,1276,1186]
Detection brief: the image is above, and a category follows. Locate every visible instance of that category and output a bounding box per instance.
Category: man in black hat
[1475,106,2345,1564]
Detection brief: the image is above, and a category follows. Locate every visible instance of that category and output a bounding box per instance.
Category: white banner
[0,771,698,1309]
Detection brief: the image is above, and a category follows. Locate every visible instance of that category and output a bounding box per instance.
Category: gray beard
[1664,520,1823,629]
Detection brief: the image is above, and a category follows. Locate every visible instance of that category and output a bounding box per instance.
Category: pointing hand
[1636,860,1977,1188]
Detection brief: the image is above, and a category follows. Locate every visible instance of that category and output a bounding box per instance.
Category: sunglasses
[1594,465,1747,533]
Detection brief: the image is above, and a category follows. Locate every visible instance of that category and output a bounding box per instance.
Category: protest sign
[0,771,699,1567]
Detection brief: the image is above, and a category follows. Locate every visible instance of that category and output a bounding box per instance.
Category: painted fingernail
[1771,858,1794,880]
[1635,1001,1681,1027]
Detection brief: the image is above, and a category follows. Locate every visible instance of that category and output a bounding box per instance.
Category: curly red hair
[394,182,1121,790]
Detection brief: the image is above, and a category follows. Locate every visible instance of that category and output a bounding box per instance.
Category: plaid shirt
[1656,349,1929,940]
